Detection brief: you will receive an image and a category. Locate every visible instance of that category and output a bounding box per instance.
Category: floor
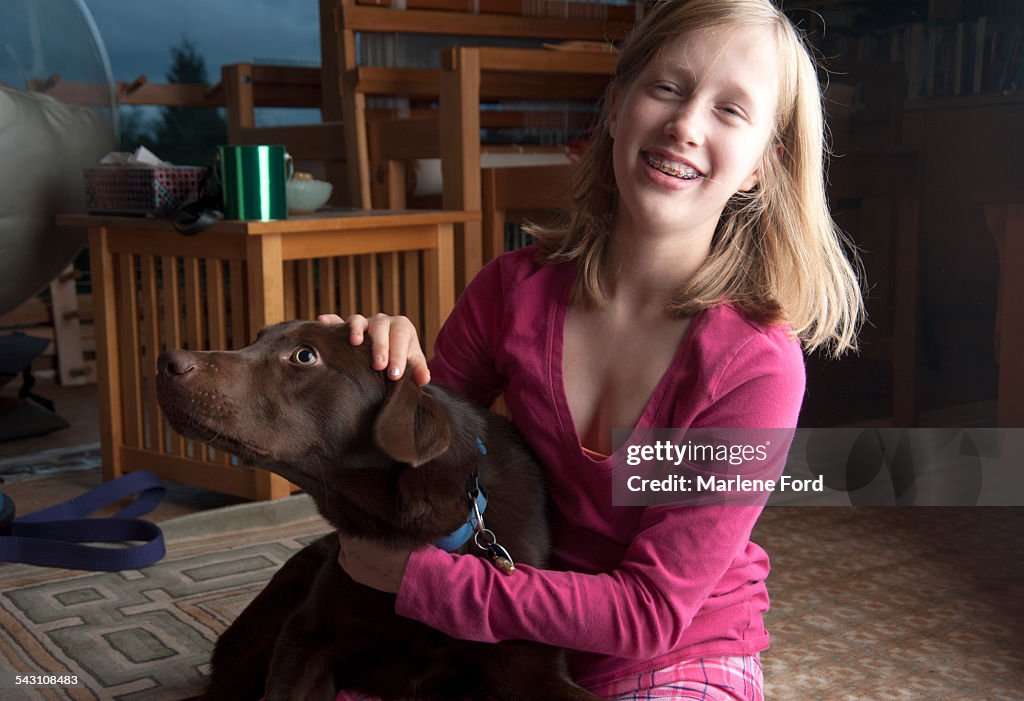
[756,506,1024,700]
[3,377,1022,700]
[0,377,246,521]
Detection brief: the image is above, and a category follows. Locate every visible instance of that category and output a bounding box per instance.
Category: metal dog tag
[486,543,516,575]
[474,527,516,575]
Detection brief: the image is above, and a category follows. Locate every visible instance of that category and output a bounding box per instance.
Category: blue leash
[0,470,166,571]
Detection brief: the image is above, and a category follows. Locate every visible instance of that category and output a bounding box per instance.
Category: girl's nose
[665,101,705,147]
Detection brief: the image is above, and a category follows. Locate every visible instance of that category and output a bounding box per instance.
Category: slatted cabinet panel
[65,211,466,500]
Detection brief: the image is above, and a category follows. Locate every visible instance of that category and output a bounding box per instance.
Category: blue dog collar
[433,438,488,553]
[433,489,487,553]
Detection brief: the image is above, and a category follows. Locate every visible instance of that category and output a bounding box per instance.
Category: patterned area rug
[0,495,329,701]
[3,495,1023,700]
[0,443,102,484]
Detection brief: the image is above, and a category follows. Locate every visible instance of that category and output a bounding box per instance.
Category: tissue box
[83,165,209,216]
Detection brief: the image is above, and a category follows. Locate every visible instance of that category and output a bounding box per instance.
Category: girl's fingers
[409,361,431,387]
[400,332,430,386]
[322,312,429,384]
[316,313,344,325]
[385,320,419,379]
[342,314,369,345]
[366,314,395,372]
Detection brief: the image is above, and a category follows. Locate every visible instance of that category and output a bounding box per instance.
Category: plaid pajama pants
[593,654,764,701]
[332,654,763,701]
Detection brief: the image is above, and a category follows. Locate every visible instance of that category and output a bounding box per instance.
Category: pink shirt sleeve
[400,295,805,659]
[396,503,769,659]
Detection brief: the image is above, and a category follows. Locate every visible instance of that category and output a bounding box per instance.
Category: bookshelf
[789,0,1008,426]
[787,0,1024,100]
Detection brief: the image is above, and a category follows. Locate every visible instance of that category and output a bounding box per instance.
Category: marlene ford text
[626,474,825,493]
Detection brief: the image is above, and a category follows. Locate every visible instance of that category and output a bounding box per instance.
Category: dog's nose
[158,350,196,378]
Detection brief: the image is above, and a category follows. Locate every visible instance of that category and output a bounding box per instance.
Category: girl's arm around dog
[390,252,804,663]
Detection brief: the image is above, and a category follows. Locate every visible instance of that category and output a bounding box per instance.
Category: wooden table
[58,210,471,499]
[978,192,1024,427]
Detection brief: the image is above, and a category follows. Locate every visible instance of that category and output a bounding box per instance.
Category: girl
[323,0,863,698]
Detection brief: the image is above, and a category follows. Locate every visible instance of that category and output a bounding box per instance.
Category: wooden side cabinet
[58,210,471,499]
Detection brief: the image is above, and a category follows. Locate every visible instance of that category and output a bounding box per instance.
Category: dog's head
[155,321,453,489]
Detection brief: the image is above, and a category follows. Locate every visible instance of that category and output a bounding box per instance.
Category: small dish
[286,178,332,213]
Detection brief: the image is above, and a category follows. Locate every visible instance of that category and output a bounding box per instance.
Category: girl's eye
[654,82,680,96]
[291,347,318,365]
[719,104,746,119]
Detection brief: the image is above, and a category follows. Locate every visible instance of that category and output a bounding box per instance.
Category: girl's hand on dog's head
[317,313,431,387]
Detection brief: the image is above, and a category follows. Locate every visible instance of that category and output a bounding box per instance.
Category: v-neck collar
[548,265,703,469]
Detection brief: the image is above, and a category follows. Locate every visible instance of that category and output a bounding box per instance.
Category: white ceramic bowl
[286,179,333,213]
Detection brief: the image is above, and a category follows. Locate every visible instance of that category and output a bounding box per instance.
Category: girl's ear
[741,141,784,192]
[740,169,760,192]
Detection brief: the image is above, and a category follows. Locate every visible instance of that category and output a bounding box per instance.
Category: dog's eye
[291,347,319,365]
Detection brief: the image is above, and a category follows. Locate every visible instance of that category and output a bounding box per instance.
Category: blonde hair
[529,0,864,356]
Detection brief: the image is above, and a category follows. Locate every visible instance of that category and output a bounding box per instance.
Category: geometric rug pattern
[2,498,1023,700]
[0,495,328,700]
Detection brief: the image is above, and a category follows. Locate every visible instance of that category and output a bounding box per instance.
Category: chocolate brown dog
[155,320,599,701]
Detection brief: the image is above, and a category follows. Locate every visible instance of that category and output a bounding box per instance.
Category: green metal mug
[217,145,293,220]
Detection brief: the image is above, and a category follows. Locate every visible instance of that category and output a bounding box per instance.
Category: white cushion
[0,87,114,314]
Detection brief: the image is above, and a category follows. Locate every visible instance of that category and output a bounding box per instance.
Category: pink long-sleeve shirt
[395,246,805,690]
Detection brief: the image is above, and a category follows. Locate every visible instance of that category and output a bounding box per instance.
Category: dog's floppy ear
[373,379,451,467]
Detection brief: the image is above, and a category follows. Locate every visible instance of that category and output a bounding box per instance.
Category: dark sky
[87,0,321,83]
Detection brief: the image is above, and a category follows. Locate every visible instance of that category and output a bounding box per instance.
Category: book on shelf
[803,2,1024,101]
[844,16,1024,99]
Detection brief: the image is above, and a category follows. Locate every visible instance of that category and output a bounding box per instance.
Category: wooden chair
[317,0,630,289]
[480,163,574,261]
[364,46,616,289]
[319,0,631,208]
[436,47,616,279]
[221,61,456,205]
[221,63,349,202]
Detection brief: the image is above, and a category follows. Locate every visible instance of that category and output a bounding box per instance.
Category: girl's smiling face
[609,24,782,240]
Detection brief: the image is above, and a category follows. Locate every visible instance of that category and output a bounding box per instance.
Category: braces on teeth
[644,153,700,180]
